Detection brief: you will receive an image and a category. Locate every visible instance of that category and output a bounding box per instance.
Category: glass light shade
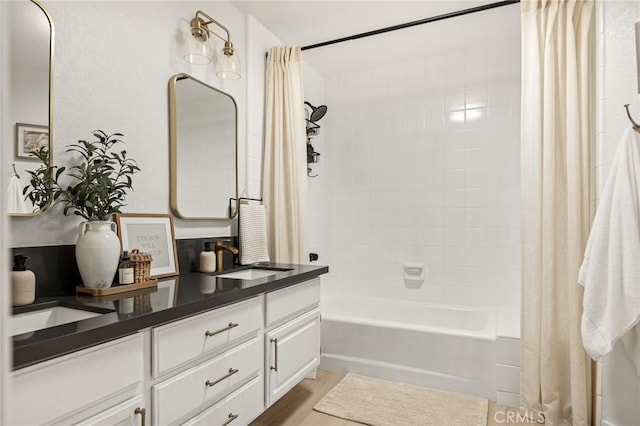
[184,28,212,65]
[216,50,241,80]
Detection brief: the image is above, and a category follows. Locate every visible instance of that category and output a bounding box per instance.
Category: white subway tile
[497,337,521,366]
[496,364,520,393]
[444,228,465,247]
[320,37,520,311]
[445,189,466,208]
[445,149,466,169]
[444,170,466,189]
[444,51,466,71]
[488,83,511,107]
[466,47,487,70]
[446,91,466,111]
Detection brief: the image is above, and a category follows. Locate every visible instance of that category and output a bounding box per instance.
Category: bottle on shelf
[12,254,35,306]
[118,251,134,285]
[200,241,217,273]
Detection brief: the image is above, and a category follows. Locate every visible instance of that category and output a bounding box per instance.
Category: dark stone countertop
[11,263,328,370]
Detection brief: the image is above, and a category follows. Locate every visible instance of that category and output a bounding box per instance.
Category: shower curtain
[520,1,594,425]
[262,46,309,264]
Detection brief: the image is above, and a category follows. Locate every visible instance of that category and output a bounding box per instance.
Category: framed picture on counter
[114,213,179,279]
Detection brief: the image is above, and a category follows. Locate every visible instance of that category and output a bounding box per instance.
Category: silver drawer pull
[206,368,239,387]
[134,407,146,426]
[221,413,238,426]
[270,338,278,372]
[205,322,239,337]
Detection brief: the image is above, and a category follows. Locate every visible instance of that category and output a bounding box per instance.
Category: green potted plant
[28,130,140,289]
[23,146,52,212]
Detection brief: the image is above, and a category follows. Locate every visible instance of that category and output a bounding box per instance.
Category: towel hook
[12,164,20,179]
[624,104,640,133]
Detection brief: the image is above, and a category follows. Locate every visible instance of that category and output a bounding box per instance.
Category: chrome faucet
[215,240,238,272]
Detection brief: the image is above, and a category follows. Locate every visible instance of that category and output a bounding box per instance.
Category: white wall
[245,15,281,200]
[5,1,247,247]
[319,34,520,318]
[598,2,640,425]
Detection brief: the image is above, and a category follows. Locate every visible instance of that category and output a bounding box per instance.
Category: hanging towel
[579,127,640,360]
[7,175,28,214]
[239,203,270,265]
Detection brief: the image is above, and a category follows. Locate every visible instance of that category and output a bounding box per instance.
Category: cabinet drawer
[265,278,320,328]
[152,336,263,426]
[183,375,264,426]
[10,334,143,426]
[74,396,145,426]
[153,297,262,376]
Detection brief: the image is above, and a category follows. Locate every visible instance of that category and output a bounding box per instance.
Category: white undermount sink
[217,269,277,280]
[10,306,103,337]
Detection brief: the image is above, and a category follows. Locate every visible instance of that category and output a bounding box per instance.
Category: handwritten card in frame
[114,213,179,279]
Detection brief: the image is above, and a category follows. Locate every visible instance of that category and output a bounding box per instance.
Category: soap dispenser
[200,242,216,273]
[12,254,35,306]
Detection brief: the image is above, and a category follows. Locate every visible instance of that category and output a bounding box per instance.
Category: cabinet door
[265,308,320,406]
[75,396,146,426]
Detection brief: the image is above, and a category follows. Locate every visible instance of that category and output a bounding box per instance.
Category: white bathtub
[319,296,497,399]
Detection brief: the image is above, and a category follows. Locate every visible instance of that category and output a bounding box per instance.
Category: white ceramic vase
[76,221,121,289]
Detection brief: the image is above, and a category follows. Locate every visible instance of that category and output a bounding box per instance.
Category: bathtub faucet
[215,240,239,271]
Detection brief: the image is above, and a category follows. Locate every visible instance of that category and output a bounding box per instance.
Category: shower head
[305,101,327,122]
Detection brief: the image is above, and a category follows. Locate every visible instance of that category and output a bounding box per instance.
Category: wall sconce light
[184,10,241,80]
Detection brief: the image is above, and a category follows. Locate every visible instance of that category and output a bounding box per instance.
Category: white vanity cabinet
[10,333,144,426]
[264,278,321,407]
[9,276,324,426]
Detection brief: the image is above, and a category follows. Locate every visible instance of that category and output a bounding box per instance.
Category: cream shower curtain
[263,46,308,264]
[520,1,594,425]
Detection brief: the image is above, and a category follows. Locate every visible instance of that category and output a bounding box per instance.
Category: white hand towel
[579,128,640,360]
[239,204,270,265]
[7,175,28,214]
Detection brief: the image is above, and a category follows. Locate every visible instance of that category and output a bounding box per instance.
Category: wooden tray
[76,279,158,296]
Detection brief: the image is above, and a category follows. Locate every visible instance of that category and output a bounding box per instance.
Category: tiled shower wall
[320,40,521,321]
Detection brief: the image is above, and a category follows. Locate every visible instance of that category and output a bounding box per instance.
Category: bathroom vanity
[9,264,327,425]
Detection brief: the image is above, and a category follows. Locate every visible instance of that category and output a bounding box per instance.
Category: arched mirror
[5,0,54,216]
[168,73,238,219]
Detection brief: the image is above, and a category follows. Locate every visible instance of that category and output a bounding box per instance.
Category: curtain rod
[300,0,520,51]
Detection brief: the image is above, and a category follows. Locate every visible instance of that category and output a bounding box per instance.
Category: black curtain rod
[300,0,520,51]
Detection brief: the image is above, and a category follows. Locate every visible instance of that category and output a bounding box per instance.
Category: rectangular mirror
[168,74,238,219]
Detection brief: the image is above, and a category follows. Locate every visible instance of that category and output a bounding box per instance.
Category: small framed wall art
[15,123,48,160]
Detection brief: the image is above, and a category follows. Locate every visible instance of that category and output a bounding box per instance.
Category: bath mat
[313,373,488,426]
